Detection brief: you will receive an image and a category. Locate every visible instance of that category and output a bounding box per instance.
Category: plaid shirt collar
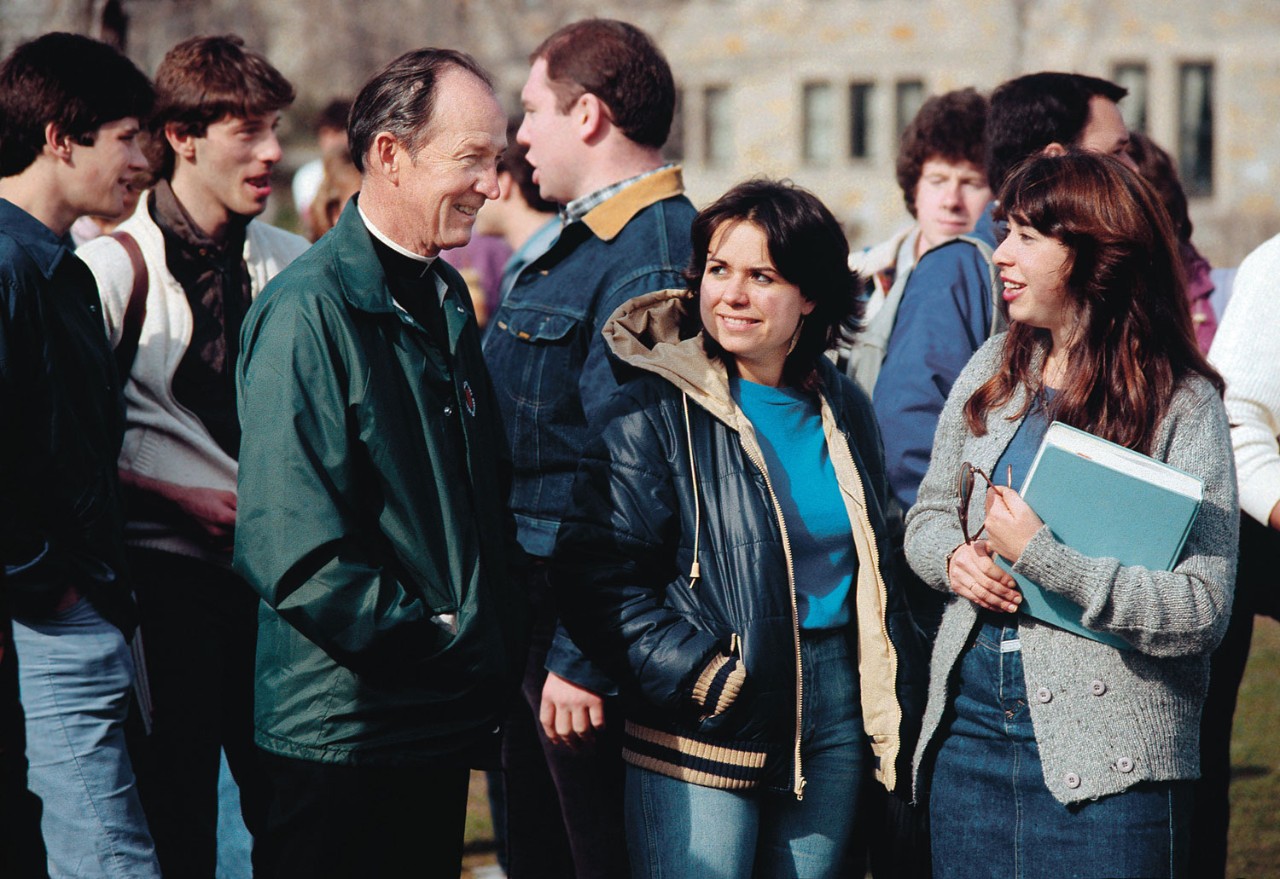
[561,163,677,226]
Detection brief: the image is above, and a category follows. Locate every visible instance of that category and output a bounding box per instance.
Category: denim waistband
[974,612,1021,652]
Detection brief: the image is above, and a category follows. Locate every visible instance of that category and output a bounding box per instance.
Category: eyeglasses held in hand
[956,462,1012,544]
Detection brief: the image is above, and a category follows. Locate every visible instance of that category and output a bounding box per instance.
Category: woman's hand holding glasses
[982,484,1045,565]
[947,463,1023,613]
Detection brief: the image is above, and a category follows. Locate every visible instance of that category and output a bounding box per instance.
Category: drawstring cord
[681,392,702,587]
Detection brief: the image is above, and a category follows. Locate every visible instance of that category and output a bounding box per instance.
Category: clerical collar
[358,202,447,306]
[358,203,437,267]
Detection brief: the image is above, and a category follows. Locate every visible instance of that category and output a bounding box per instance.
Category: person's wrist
[944,542,965,584]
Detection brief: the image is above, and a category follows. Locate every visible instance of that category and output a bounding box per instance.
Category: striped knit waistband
[622,720,769,791]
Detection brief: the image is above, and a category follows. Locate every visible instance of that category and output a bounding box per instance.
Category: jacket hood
[592,286,925,798]
[603,288,739,426]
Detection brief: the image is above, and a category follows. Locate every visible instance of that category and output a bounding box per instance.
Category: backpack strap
[956,233,1007,337]
[109,231,148,383]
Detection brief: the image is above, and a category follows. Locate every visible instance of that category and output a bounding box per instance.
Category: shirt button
[1036,687,1053,703]
[1091,680,1107,696]
[1116,757,1134,773]
[1064,772,1081,789]
[443,405,454,417]
[456,306,466,314]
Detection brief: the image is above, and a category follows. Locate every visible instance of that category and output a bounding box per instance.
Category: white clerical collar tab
[357,204,437,267]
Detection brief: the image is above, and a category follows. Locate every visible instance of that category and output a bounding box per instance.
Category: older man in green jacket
[234,48,527,878]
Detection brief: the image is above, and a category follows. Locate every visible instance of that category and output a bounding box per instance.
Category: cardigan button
[1064,772,1081,789]
[1091,679,1107,696]
[1116,757,1135,773]
[1036,687,1053,703]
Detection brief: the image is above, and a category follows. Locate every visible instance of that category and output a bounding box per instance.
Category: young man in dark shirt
[0,31,156,878]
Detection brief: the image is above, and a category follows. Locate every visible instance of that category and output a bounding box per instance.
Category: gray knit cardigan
[905,335,1239,805]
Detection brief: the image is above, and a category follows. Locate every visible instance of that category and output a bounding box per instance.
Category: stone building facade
[3,0,1277,264]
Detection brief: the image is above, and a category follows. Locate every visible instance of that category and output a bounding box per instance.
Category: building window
[703,86,731,166]
[802,82,836,165]
[1178,63,1214,196]
[849,82,873,159]
[894,79,925,141]
[665,87,685,162]
[1113,63,1149,134]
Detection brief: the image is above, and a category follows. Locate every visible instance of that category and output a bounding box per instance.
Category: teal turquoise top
[994,391,1055,492]
[733,377,856,630]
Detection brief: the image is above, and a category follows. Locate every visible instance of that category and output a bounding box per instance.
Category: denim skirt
[928,619,1190,879]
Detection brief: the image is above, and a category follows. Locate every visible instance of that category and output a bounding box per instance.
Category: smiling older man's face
[396,66,506,256]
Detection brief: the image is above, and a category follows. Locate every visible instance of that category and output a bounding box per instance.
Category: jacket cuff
[545,625,619,697]
[691,654,745,716]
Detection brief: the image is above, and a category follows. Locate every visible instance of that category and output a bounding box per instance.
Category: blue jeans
[625,629,865,879]
[13,598,160,878]
[929,620,1190,879]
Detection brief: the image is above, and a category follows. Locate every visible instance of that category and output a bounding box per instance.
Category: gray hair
[348,48,493,173]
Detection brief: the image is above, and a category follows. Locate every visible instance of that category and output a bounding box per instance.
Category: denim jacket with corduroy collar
[483,166,697,561]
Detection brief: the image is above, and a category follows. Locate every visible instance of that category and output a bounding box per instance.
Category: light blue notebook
[993,422,1203,649]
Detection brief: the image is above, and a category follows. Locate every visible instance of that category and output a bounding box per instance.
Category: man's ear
[165,122,199,162]
[44,122,74,160]
[577,93,609,144]
[1041,142,1069,158]
[370,131,404,182]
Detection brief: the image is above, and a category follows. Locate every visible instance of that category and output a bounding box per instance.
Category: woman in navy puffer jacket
[553,180,926,879]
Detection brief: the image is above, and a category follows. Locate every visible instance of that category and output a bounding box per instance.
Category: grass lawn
[1228,615,1280,879]
[460,617,1280,878]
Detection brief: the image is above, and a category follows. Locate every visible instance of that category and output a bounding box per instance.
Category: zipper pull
[688,559,701,589]
[794,775,807,801]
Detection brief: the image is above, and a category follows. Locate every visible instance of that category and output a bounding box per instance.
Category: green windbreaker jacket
[234,200,527,766]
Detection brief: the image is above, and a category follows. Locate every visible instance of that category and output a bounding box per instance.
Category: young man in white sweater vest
[78,34,308,878]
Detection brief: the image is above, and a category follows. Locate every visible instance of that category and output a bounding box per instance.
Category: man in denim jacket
[482,19,695,878]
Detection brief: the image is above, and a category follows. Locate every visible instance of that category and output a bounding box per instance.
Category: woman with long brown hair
[904,152,1237,878]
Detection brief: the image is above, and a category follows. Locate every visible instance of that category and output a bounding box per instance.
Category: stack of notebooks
[992,422,1203,649]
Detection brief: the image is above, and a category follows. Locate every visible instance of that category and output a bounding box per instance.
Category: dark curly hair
[683,179,861,392]
[965,153,1222,454]
[896,87,989,217]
